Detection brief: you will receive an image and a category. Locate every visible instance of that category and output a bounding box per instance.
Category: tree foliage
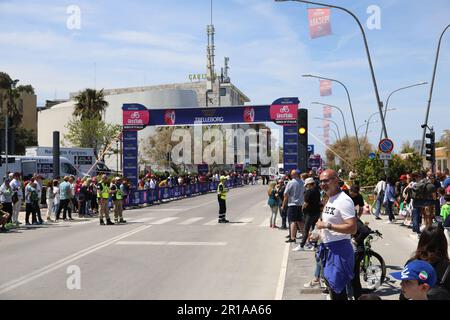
[354,153,423,186]
[325,136,373,171]
[14,127,38,155]
[63,117,122,160]
[400,141,416,154]
[73,88,108,121]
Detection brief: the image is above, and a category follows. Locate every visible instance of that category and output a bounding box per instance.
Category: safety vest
[116,187,123,200]
[217,182,227,200]
[97,183,109,199]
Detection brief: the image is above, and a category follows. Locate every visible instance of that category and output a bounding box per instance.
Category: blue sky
[1,0,449,157]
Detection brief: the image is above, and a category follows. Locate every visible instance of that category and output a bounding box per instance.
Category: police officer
[97,175,114,225]
[110,177,126,224]
[217,176,229,223]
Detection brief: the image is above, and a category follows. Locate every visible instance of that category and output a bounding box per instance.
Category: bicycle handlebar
[371,230,383,238]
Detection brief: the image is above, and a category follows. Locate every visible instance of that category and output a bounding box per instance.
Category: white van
[25,146,112,176]
[0,155,81,180]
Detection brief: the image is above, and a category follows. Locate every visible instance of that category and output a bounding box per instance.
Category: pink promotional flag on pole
[308,8,332,39]
[323,105,332,119]
[320,80,332,96]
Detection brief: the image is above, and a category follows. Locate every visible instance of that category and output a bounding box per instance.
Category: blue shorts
[287,206,303,222]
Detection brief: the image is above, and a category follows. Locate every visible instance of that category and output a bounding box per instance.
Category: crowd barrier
[121,178,243,208]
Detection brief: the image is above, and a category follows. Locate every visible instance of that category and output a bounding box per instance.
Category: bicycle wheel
[356,250,386,291]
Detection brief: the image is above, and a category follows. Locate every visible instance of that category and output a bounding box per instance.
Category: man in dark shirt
[349,185,365,216]
[295,177,321,250]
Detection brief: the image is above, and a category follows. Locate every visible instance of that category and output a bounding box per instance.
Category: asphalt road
[0,184,437,300]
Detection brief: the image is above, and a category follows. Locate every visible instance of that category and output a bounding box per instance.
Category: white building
[37,81,251,171]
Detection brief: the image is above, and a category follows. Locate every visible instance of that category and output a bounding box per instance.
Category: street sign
[368,152,376,160]
[379,153,393,160]
[307,145,314,154]
[378,138,394,154]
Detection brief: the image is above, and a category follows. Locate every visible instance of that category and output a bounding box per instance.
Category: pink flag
[320,80,332,96]
[323,105,332,119]
[308,8,332,39]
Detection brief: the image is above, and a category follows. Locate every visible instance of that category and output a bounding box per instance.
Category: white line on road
[259,217,270,227]
[116,241,227,246]
[151,217,179,224]
[178,217,204,225]
[204,219,218,225]
[275,243,290,300]
[0,224,152,296]
[231,217,254,226]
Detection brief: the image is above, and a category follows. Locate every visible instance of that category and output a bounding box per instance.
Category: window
[220,88,226,96]
[62,162,77,175]
[444,159,448,171]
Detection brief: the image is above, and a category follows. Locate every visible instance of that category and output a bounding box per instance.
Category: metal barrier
[123,178,243,208]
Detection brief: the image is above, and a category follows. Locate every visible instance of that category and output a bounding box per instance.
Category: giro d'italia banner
[308,8,332,39]
[121,97,300,186]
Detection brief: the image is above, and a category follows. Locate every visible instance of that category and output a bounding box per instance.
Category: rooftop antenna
[206,0,216,102]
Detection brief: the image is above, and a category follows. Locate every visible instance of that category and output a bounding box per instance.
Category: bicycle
[355,230,386,292]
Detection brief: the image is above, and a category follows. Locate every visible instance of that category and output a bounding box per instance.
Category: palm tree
[0,72,31,128]
[73,88,108,121]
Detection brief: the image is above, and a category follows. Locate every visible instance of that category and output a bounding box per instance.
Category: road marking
[116,241,227,246]
[178,217,204,225]
[0,224,152,296]
[130,217,157,223]
[151,217,178,224]
[231,217,254,226]
[204,219,218,225]
[275,243,290,300]
[259,217,271,227]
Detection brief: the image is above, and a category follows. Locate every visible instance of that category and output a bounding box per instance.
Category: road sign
[368,152,376,160]
[307,145,314,154]
[378,138,394,154]
[379,153,393,160]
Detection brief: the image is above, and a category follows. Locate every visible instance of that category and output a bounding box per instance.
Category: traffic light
[425,130,435,165]
[297,108,308,172]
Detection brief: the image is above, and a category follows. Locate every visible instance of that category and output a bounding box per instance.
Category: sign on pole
[379,153,393,161]
[378,138,394,154]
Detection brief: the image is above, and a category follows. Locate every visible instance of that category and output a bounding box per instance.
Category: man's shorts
[287,205,303,222]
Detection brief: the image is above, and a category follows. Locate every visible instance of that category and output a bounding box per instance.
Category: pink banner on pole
[269,104,297,125]
[320,80,332,96]
[308,8,332,39]
[323,105,332,119]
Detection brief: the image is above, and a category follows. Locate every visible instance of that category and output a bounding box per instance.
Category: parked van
[0,155,81,180]
[25,146,112,176]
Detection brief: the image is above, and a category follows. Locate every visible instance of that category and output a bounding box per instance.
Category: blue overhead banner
[122,98,301,185]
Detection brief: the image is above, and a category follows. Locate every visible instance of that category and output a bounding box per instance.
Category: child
[391,260,437,300]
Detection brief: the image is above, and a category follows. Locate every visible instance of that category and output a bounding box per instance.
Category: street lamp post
[314,117,341,141]
[358,121,377,138]
[368,108,396,141]
[276,0,388,144]
[379,82,428,141]
[420,24,450,156]
[317,126,338,142]
[311,102,348,140]
[304,75,359,155]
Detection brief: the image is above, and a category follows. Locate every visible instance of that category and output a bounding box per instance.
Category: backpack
[411,179,436,200]
[427,265,450,300]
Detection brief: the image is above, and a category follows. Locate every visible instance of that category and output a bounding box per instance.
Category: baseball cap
[304,177,315,185]
[295,169,301,175]
[390,260,437,287]
[399,175,407,180]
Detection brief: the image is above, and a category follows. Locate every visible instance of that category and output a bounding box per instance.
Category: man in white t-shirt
[316,169,357,300]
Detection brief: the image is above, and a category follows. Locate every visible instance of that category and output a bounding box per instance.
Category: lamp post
[314,117,341,141]
[420,24,450,156]
[304,75,359,154]
[317,126,338,142]
[379,82,428,141]
[368,108,396,141]
[276,0,388,145]
[311,102,348,140]
[358,121,377,138]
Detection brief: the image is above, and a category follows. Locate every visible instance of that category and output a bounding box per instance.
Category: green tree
[73,88,108,121]
[354,153,423,187]
[326,136,373,171]
[63,117,122,160]
[400,141,415,154]
[14,127,38,154]
[440,130,450,150]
